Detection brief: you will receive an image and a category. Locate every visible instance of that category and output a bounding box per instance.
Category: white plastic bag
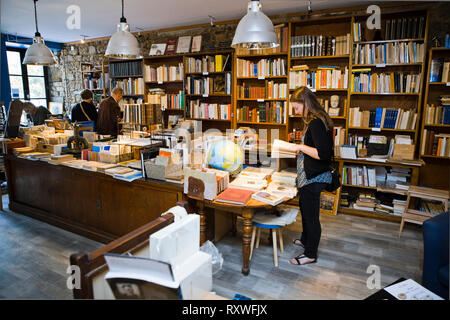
[199,240,223,275]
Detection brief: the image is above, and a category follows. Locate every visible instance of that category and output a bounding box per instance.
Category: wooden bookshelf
[184,50,233,131]
[340,8,429,220]
[419,47,450,189]
[142,55,185,129]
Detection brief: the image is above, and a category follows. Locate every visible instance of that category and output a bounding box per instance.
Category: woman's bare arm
[295,144,320,160]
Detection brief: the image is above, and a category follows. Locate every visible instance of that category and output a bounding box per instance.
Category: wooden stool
[398,186,449,238]
[249,221,284,267]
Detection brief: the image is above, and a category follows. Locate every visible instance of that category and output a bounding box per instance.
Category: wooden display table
[4,155,184,243]
[398,186,449,237]
[188,196,282,276]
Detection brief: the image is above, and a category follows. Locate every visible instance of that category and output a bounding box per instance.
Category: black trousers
[298,182,328,259]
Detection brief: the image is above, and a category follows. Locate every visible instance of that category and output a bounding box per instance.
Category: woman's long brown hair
[290,86,334,131]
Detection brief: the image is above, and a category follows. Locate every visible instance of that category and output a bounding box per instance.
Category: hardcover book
[215,188,254,205]
[176,36,192,53]
[191,35,202,52]
[165,38,178,55]
[149,43,167,56]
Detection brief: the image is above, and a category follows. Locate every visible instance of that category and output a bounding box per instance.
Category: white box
[149,214,200,266]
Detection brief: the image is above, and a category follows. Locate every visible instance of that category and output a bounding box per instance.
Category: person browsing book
[288,86,334,266]
[71,89,98,126]
[97,87,123,136]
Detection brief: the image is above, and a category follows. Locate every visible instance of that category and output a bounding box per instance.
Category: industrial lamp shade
[23,35,57,66]
[231,0,279,50]
[105,22,142,59]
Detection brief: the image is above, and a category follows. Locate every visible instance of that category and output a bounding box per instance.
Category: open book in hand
[271,139,298,158]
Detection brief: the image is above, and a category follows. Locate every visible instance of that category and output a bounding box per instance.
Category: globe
[206,139,244,175]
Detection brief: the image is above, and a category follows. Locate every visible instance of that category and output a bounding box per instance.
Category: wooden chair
[70,212,175,299]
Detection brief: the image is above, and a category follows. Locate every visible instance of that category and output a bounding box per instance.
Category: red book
[215,188,254,205]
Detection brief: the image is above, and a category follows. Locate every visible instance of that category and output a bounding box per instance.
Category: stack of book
[47,154,74,165]
[349,107,417,130]
[289,65,348,90]
[144,63,184,82]
[267,170,297,198]
[290,34,350,57]
[236,58,287,77]
[393,199,407,216]
[352,192,377,212]
[385,167,411,190]
[187,101,231,120]
[353,42,424,65]
[351,69,421,93]
[229,167,272,191]
[111,78,144,95]
[421,130,450,157]
[424,103,450,125]
[251,191,285,206]
[237,102,286,124]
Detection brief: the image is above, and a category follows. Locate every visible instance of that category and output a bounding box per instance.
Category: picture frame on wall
[176,36,192,53]
[149,43,167,56]
[191,35,202,52]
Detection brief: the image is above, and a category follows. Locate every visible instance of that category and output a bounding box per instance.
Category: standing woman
[289,86,334,266]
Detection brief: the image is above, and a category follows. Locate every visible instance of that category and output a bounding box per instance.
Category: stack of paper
[47,154,74,165]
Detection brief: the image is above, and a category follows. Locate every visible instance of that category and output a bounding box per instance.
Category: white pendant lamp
[23,0,56,66]
[231,0,279,50]
[105,0,142,59]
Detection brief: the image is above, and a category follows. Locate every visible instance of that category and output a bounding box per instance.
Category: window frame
[6,47,50,107]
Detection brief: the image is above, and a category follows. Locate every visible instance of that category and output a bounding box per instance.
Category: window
[6,47,50,124]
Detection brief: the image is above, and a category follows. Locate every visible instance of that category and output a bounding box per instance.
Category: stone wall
[48,2,450,113]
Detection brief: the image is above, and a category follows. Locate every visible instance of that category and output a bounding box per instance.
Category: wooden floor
[0,195,424,299]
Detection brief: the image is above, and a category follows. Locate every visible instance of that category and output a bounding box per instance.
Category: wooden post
[241,208,253,276]
[198,201,206,245]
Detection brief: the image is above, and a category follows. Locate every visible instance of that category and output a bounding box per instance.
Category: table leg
[198,201,206,245]
[241,209,252,276]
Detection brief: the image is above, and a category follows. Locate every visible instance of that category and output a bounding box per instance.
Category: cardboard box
[392,144,415,160]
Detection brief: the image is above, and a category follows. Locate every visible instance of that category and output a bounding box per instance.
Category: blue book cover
[444,105,450,125]
[374,108,383,128]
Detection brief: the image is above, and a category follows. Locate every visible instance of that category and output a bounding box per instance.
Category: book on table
[215,188,254,205]
[251,191,285,206]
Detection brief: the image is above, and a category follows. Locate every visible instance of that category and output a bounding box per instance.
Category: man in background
[23,102,52,126]
[71,89,98,127]
[96,87,123,136]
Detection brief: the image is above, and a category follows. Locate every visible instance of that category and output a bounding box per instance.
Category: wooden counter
[4,155,184,243]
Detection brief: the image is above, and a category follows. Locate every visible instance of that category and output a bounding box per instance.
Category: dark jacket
[303,118,334,179]
[96,97,121,136]
[71,101,98,126]
[27,106,52,126]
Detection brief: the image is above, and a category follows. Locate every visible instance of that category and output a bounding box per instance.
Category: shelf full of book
[419,47,450,190]
[338,9,429,221]
[184,50,233,131]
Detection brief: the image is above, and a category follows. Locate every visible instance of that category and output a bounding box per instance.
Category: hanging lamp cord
[33,0,40,36]
[120,0,127,23]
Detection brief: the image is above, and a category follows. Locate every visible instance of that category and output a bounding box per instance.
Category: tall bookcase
[419,47,450,190]
[337,8,429,221]
[184,50,234,132]
[143,54,185,129]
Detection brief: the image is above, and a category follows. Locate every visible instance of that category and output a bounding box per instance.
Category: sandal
[293,239,305,247]
[289,254,317,266]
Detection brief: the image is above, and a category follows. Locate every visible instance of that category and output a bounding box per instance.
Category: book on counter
[215,188,254,205]
[229,176,267,191]
[251,191,285,206]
